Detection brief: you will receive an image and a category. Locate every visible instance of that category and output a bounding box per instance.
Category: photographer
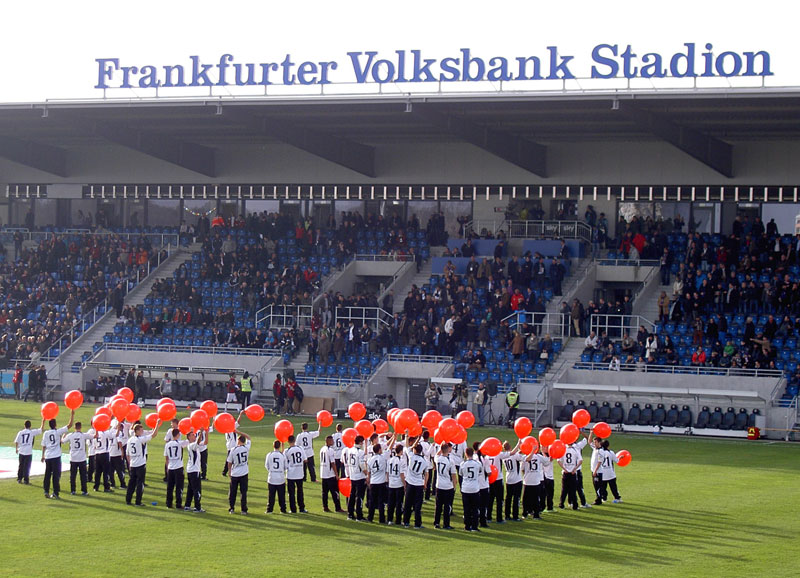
[474,382,489,426]
[424,383,442,412]
[449,382,469,417]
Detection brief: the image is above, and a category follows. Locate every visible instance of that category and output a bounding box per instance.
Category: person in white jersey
[473,441,491,528]
[265,439,288,514]
[433,442,457,530]
[184,429,207,512]
[126,419,161,506]
[366,444,388,523]
[557,443,581,511]
[566,434,591,508]
[296,422,320,482]
[459,447,483,532]
[284,435,308,513]
[502,441,525,522]
[522,449,548,520]
[63,421,93,495]
[41,410,75,499]
[344,435,367,521]
[14,419,42,484]
[164,428,190,509]
[222,414,243,477]
[227,429,252,514]
[386,444,406,525]
[108,422,127,489]
[401,443,430,529]
[332,423,345,479]
[590,436,603,505]
[319,435,343,513]
[93,427,113,493]
[542,446,555,512]
[162,418,180,482]
[595,439,623,503]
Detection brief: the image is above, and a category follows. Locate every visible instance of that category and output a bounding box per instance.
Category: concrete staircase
[393,259,434,314]
[545,257,594,314]
[49,243,202,391]
[636,279,671,324]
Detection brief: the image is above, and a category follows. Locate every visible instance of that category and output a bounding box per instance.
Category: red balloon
[200,400,218,418]
[111,397,130,421]
[421,410,442,431]
[572,408,591,429]
[438,418,459,442]
[387,408,401,427]
[338,478,352,497]
[191,409,210,430]
[514,417,532,439]
[342,427,358,448]
[274,419,294,443]
[214,412,236,434]
[355,419,374,439]
[64,390,83,410]
[456,410,475,429]
[617,449,632,467]
[408,422,423,438]
[178,418,193,435]
[144,412,159,429]
[92,413,111,432]
[126,404,141,422]
[539,427,556,446]
[41,401,59,420]
[244,404,265,422]
[108,395,125,406]
[392,408,416,432]
[372,418,389,434]
[158,403,177,421]
[95,406,113,418]
[520,436,539,454]
[594,422,612,438]
[451,424,468,445]
[348,402,366,421]
[433,428,446,445]
[488,464,499,484]
[317,410,333,428]
[117,387,134,403]
[560,423,580,445]
[479,437,503,457]
[157,397,174,408]
[549,439,567,459]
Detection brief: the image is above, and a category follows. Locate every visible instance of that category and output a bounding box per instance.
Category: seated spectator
[583,331,598,354]
[691,347,707,366]
[620,332,636,355]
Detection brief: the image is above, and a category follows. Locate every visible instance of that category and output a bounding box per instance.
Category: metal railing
[502,311,571,339]
[463,219,505,238]
[464,220,592,243]
[102,342,282,357]
[386,353,455,364]
[589,314,657,339]
[255,304,313,330]
[572,360,783,378]
[334,306,393,328]
[516,379,549,426]
[38,243,176,361]
[354,253,414,262]
[597,259,660,267]
[0,228,180,248]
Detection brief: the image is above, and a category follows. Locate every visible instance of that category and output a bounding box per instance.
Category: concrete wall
[596,265,658,284]
[322,259,406,298]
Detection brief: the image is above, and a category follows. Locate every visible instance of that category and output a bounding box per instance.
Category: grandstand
[0,91,799,441]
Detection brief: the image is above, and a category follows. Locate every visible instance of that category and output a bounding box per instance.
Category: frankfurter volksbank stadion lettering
[95,44,773,90]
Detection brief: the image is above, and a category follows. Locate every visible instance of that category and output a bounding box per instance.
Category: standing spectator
[505,386,520,427]
[239,372,253,407]
[12,364,23,400]
[224,373,239,412]
[424,382,442,411]
[474,382,488,427]
[272,374,284,415]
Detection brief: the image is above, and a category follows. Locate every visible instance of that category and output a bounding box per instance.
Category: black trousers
[241,391,251,406]
[597,474,621,501]
[303,456,317,482]
[506,407,518,425]
[43,457,62,496]
[368,483,387,522]
[166,467,184,508]
[505,481,522,520]
[93,453,111,490]
[544,478,554,510]
[321,477,341,510]
[288,479,305,512]
[222,450,230,476]
[17,454,32,483]
[110,456,126,487]
[560,472,579,509]
[387,486,404,524]
[228,474,248,512]
[522,483,543,517]
[593,473,603,504]
[200,450,208,479]
[348,478,366,519]
[576,470,587,506]
[403,484,424,527]
[185,472,202,510]
[461,491,480,530]
[425,464,436,500]
[70,461,88,494]
[489,480,504,522]
[478,488,490,526]
[88,455,95,480]
[268,482,287,513]
[434,487,454,527]
[127,465,146,505]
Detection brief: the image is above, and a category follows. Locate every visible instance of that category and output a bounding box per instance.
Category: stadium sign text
[95,43,772,90]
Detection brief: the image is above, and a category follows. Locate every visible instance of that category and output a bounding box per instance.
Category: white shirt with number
[284,446,305,481]
[14,428,42,456]
[42,427,68,460]
[598,449,618,480]
[225,432,238,451]
[434,454,456,490]
[320,446,337,479]
[387,455,406,489]
[127,433,153,468]
[487,452,506,484]
[367,453,388,485]
[571,439,588,471]
[404,453,429,487]
[164,439,189,470]
[558,447,581,474]
[108,430,123,458]
[345,447,367,481]
[228,440,251,477]
[266,450,287,484]
[503,453,524,485]
[65,432,93,462]
[590,447,602,473]
[523,454,546,486]
[459,458,483,493]
[332,432,344,459]
[479,456,492,490]
[296,431,319,458]
[187,440,206,474]
[450,442,467,467]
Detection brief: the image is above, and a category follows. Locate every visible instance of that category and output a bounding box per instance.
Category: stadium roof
[1,89,800,182]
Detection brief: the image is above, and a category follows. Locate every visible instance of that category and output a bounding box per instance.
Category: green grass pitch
[0,400,798,578]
